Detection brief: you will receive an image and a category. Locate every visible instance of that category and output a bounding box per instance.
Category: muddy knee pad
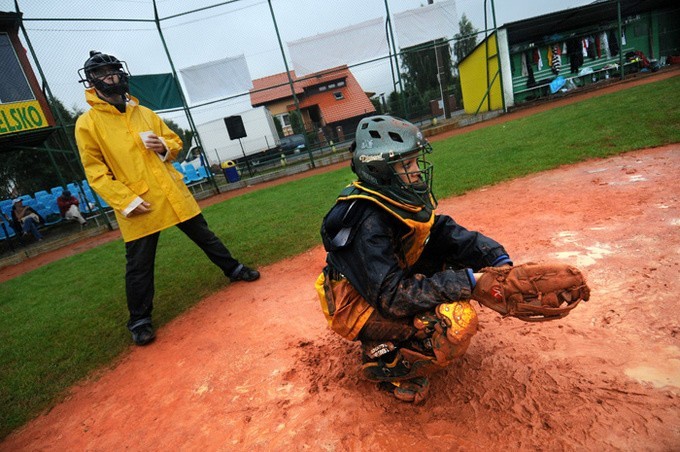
[412,301,478,368]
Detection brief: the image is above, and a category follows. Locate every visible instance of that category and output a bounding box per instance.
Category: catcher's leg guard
[405,301,479,370]
[361,302,477,384]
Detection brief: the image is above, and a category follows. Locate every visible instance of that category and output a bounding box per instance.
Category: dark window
[0,33,34,104]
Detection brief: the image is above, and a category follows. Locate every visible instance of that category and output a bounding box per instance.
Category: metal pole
[427,0,450,119]
[490,0,506,112]
[484,0,491,111]
[266,0,314,168]
[617,0,625,80]
[14,0,112,229]
[383,0,407,116]
[152,0,221,193]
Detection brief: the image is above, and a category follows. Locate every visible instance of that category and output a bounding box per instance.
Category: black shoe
[131,323,156,346]
[230,265,260,282]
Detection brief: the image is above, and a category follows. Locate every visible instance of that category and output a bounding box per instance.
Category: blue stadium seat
[197,166,209,179]
[22,198,37,209]
[50,186,64,198]
[35,202,62,226]
[0,219,16,240]
[35,193,59,215]
[0,199,13,213]
[182,164,203,183]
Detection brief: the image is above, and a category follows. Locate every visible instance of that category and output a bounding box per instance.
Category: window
[333,91,344,100]
[319,86,327,92]
[0,33,35,104]
[276,113,290,126]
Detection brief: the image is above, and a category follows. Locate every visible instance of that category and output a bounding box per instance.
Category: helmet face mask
[352,115,437,209]
[78,51,130,97]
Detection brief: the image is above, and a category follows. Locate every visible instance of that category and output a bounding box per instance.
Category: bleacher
[1,162,215,251]
[512,48,636,103]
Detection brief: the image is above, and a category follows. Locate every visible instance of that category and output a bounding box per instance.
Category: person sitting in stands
[11,198,44,241]
[57,190,88,226]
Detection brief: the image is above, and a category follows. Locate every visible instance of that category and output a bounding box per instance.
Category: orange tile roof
[250,71,304,107]
[251,66,375,124]
[297,69,376,123]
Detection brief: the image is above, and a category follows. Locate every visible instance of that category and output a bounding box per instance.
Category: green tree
[272,115,284,138]
[163,118,190,160]
[398,36,454,120]
[453,13,478,67]
[0,98,84,198]
[452,14,479,109]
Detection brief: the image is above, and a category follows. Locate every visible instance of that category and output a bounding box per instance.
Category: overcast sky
[2,0,594,125]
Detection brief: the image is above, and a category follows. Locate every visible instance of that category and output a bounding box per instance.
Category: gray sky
[2,0,594,126]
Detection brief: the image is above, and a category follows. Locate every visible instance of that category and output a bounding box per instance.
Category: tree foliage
[453,13,479,67]
[396,38,454,119]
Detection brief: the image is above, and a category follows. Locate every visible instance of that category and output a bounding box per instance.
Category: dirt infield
[2,144,678,450]
[2,69,680,450]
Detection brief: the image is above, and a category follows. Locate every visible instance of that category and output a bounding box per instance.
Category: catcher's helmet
[78,50,130,97]
[351,115,436,209]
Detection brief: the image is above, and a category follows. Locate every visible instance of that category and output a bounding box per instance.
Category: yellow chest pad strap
[337,182,435,267]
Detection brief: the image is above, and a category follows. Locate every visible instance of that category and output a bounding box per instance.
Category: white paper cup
[139,130,154,148]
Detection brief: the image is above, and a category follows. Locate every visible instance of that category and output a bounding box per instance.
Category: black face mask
[90,71,129,97]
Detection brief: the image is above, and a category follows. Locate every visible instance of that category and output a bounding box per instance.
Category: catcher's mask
[78,50,130,97]
[351,115,437,209]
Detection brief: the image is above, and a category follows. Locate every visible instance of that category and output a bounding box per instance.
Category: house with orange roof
[249,65,376,143]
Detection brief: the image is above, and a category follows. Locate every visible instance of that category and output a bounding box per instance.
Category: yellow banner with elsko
[0,100,50,135]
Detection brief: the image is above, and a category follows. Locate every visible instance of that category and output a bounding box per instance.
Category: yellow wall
[459,32,503,114]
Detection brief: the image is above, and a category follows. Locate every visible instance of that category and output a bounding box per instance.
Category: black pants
[124,213,240,329]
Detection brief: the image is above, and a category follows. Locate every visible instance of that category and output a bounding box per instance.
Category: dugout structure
[0,12,55,147]
[459,0,680,114]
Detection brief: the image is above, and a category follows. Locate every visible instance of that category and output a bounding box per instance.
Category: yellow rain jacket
[75,89,200,242]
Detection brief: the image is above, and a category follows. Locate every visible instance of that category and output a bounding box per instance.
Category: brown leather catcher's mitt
[471,263,590,322]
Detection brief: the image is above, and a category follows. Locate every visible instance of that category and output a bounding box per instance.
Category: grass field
[1,76,679,440]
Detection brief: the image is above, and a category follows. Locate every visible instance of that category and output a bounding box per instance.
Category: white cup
[139,130,154,148]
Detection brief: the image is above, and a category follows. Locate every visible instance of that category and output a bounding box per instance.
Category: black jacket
[321,199,510,319]
[11,206,44,232]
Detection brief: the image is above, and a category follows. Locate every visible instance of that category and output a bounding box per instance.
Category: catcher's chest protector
[338,182,435,267]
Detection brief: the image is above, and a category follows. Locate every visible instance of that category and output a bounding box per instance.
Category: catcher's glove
[472,263,590,322]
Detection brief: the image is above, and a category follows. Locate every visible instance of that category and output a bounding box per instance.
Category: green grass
[1,76,679,439]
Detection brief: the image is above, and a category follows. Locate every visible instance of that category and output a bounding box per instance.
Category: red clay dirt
[2,73,680,451]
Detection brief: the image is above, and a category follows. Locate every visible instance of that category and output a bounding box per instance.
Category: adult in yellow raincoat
[75,51,260,346]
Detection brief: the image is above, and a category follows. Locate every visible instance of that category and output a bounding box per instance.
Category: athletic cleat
[390,376,430,404]
[361,350,412,382]
[230,265,260,282]
[130,323,156,346]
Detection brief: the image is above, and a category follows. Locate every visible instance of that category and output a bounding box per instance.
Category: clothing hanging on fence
[582,38,589,57]
[533,48,543,71]
[521,52,529,77]
[550,44,561,74]
[601,31,610,58]
[567,38,583,74]
[525,51,536,88]
[608,29,619,56]
[587,36,596,59]
[595,34,602,58]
